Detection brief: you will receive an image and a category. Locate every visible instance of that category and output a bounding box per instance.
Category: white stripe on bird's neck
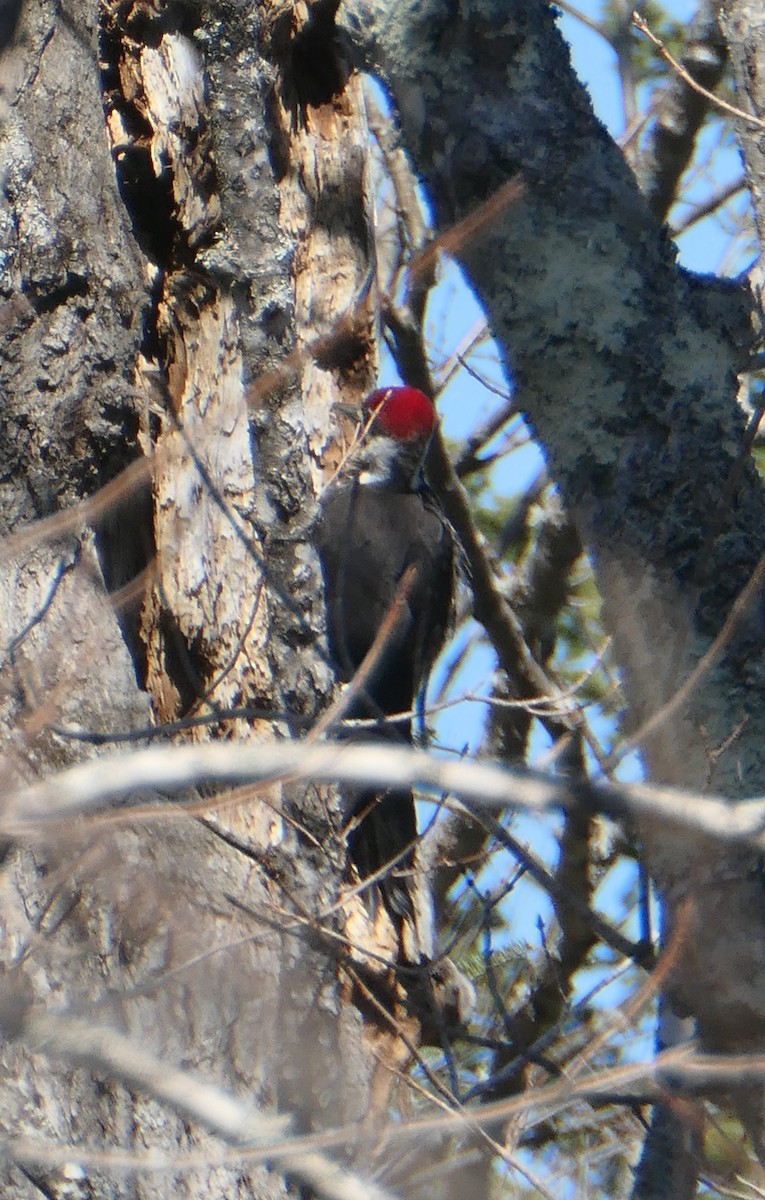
[355,433,428,490]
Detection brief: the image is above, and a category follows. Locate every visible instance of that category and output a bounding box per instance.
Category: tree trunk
[0,0,390,1195]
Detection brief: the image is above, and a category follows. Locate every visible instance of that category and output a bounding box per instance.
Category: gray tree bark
[0,0,389,1196]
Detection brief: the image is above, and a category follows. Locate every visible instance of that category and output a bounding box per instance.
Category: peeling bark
[0,0,391,1192]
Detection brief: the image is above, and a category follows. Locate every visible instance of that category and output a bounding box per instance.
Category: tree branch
[10,738,765,854]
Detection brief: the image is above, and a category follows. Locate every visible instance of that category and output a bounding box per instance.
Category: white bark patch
[137,34,221,245]
[100,1,220,250]
[272,73,379,488]
[146,287,270,717]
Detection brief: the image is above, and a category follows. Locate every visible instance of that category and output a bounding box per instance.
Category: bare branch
[7,738,765,852]
[633,10,765,128]
[637,0,730,222]
[5,1008,399,1200]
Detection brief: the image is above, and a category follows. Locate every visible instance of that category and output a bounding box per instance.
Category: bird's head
[356,386,437,489]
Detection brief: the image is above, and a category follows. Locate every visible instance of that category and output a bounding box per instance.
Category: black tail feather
[347,785,417,919]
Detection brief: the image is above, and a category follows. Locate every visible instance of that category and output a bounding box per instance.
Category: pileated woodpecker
[316,386,455,960]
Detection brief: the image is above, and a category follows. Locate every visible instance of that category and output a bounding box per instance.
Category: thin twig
[308,564,418,741]
[633,12,765,129]
[0,457,151,565]
[607,548,765,769]
[670,175,746,237]
[409,179,526,281]
[6,1039,765,1178]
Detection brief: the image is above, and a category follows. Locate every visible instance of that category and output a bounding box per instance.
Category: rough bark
[720,0,765,342]
[0,0,388,1195]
